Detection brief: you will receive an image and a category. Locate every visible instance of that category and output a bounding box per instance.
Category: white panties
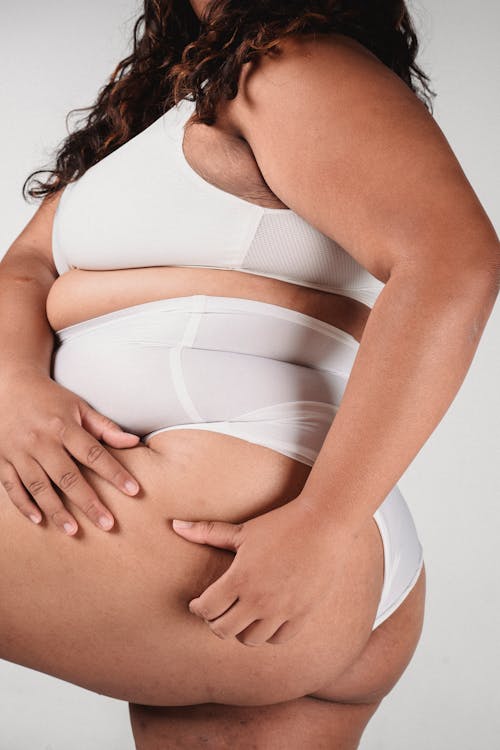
[52,294,424,631]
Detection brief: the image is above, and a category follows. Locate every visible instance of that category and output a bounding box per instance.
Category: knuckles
[201,520,217,537]
[24,415,66,446]
[27,479,48,496]
[87,444,105,464]
[100,416,119,432]
[189,603,211,620]
[249,592,268,609]
[59,471,80,490]
[47,416,66,436]
[25,429,40,445]
[1,479,16,494]
[82,500,100,518]
[243,590,274,613]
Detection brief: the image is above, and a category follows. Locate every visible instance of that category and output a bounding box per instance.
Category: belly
[46,266,370,341]
[45,266,366,518]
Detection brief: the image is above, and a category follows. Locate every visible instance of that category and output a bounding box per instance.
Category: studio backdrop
[0,1,498,748]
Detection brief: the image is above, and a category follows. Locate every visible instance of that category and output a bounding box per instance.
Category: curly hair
[23,0,435,201]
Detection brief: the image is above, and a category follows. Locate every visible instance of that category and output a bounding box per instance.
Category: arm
[234,33,499,533]
[171,33,499,646]
[300,256,497,533]
[0,195,141,532]
[1,194,60,377]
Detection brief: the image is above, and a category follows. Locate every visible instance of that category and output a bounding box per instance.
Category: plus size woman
[0,1,498,748]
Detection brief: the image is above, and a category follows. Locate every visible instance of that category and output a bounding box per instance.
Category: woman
[0,1,498,748]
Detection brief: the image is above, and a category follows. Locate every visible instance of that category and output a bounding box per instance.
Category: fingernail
[98,515,114,530]
[173,519,193,529]
[63,522,77,534]
[29,513,42,524]
[123,479,139,494]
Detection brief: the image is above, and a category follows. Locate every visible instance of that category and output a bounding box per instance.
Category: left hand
[171,496,352,647]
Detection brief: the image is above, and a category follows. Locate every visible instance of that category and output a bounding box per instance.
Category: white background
[1,1,499,748]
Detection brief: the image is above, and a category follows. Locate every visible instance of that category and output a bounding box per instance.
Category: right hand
[0,367,141,535]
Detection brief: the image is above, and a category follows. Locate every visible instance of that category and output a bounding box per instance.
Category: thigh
[0,432,406,707]
[127,565,426,749]
[311,562,426,703]
[129,697,381,750]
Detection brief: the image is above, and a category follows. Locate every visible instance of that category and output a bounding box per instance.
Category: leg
[0,432,421,707]
[129,697,380,750]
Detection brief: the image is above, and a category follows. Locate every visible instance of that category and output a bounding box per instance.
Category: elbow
[391,240,500,305]
[453,250,500,310]
[438,259,499,347]
[477,241,500,300]
[386,243,500,345]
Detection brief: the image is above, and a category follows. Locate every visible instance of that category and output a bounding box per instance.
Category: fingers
[236,617,288,647]
[79,404,141,449]
[52,417,140,496]
[172,518,245,551]
[201,601,303,646]
[0,461,43,525]
[31,439,115,532]
[195,593,293,647]
[188,572,279,645]
[0,379,141,533]
[266,617,306,645]
[189,579,239,622]
[6,456,79,535]
[187,567,304,647]
[203,601,258,642]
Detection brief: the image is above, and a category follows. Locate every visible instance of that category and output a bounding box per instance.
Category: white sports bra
[52,94,385,307]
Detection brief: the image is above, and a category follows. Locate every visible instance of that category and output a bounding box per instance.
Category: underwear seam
[168,296,206,421]
[55,295,360,350]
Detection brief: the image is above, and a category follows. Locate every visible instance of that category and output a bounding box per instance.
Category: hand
[171,496,351,647]
[0,367,141,534]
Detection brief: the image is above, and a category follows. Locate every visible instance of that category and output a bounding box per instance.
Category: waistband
[55,294,361,349]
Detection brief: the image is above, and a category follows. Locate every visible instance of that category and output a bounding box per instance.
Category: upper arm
[235,33,499,283]
[2,190,63,278]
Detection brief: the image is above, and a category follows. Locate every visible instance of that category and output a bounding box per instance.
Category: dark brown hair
[23,0,435,201]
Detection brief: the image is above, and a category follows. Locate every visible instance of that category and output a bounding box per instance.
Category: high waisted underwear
[52,294,424,631]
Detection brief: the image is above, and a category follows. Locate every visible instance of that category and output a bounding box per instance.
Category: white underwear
[52,294,424,631]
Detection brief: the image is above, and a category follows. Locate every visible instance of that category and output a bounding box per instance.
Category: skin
[0,3,498,748]
[190,0,209,19]
[167,31,500,652]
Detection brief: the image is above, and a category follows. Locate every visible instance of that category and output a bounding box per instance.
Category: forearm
[0,248,56,377]
[300,259,499,534]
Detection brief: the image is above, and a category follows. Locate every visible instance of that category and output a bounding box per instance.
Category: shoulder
[234,31,423,128]
[229,32,494,279]
[231,30,436,214]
